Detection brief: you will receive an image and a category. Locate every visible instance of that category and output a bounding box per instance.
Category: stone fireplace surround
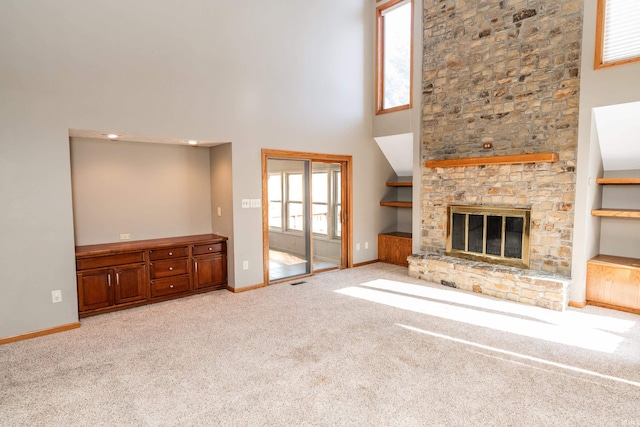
[408,154,573,311]
[413,0,581,311]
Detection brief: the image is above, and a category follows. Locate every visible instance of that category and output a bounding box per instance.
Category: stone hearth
[408,253,570,311]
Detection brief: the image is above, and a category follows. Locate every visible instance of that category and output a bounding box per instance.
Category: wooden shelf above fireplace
[425,152,558,168]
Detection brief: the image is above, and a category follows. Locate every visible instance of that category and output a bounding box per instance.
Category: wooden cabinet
[76,252,147,313]
[76,234,228,317]
[587,255,640,314]
[378,232,413,267]
[149,245,190,299]
[192,242,227,290]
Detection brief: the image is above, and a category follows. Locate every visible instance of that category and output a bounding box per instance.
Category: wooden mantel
[425,152,558,168]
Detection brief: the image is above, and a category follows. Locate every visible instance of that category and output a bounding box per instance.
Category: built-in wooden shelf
[426,152,558,168]
[596,177,640,185]
[591,209,640,218]
[380,201,412,208]
[386,181,412,187]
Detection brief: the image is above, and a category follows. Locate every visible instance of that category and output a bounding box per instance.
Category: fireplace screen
[447,205,530,268]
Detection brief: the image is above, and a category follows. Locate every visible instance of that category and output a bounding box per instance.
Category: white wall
[572,0,640,303]
[210,143,234,286]
[0,0,389,339]
[71,138,213,245]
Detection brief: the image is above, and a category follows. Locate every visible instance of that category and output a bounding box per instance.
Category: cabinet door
[193,254,227,290]
[113,263,147,305]
[77,268,112,312]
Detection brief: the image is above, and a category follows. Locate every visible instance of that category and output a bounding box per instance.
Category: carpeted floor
[1,263,639,426]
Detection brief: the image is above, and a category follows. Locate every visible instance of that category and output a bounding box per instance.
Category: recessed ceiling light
[187,140,198,145]
[107,134,118,140]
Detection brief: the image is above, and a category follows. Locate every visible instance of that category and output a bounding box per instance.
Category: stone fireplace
[408,0,582,311]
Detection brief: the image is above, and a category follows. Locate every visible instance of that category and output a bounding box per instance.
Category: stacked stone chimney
[421,0,582,276]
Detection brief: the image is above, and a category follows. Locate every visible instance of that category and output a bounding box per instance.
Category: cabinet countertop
[76,234,228,257]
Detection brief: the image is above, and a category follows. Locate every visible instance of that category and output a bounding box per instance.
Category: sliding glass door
[264,153,348,283]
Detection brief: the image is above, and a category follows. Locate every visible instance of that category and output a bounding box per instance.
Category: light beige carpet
[1,263,639,426]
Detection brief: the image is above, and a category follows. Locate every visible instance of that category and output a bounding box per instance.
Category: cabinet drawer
[150,258,188,279]
[150,276,190,298]
[77,252,145,270]
[193,242,225,256]
[149,246,188,261]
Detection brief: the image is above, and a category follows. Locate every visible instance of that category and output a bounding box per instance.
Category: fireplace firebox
[446,205,531,269]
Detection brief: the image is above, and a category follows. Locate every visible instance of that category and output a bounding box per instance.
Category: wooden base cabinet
[586,254,640,314]
[76,234,228,317]
[378,232,412,267]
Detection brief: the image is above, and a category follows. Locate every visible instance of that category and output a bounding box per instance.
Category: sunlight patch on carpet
[335,280,632,353]
[398,324,640,389]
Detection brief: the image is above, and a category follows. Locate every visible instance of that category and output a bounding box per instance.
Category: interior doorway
[262,150,352,284]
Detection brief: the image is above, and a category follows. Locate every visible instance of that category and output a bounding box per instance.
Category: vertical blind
[603,0,640,63]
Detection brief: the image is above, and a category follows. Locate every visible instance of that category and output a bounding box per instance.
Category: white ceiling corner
[593,101,640,171]
[374,132,414,177]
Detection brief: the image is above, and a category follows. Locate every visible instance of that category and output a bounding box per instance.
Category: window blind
[603,0,640,63]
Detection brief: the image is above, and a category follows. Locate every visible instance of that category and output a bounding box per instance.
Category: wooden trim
[586,300,640,315]
[353,259,381,267]
[375,0,413,115]
[569,300,587,309]
[591,209,640,218]
[596,177,640,185]
[0,322,81,345]
[380,201,412,208]
[227,283,265,293]
[594,0,606,69]
[386,181,412,187]
[594,0,640,70]
[426,152,558,168]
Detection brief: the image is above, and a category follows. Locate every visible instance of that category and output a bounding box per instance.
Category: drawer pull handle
[208,247,213,251]
[169,267,173,271]
[170,285,174,288]
[168,252,173,256]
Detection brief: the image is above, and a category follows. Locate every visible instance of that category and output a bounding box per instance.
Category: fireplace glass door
[447,205,530,268]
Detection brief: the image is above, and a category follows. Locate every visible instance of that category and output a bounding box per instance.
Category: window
[334,171,342,237]
[312,172,329,235]
[595,0,640,69]
[267,168,342,239]
[376,0,413,114]
[287,173,304,231]
[268,174,282,229]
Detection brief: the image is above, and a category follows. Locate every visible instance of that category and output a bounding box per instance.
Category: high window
[595,0,640,69]
[375,0,413,114]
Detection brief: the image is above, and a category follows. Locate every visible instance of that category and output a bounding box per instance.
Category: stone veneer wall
[421,0,583,276]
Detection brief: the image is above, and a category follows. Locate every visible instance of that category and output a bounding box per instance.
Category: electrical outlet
[120,233,131,240]
[243,261,249,270]
[365,242,369,249]
[241,199,251,208]
[356,243,361,251]
[250,199,261,208]
[51,290,62,303]
[217,207,222,216]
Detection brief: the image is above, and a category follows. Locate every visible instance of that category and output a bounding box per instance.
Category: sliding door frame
[261,149,353,285]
